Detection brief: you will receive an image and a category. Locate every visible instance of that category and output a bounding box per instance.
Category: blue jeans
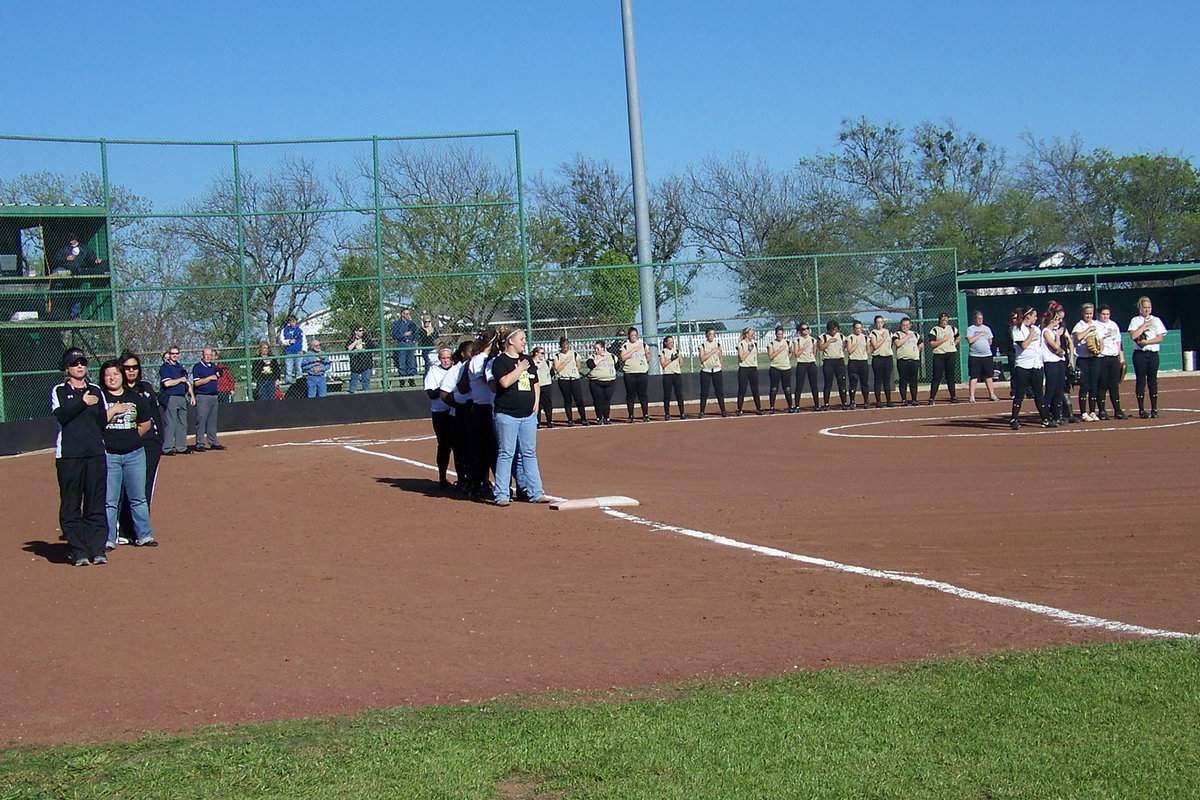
[256,379,276,400]
[285,353,302,383]
[348,369,372,393]
[493,411,543,503]
[306,374,327,397]
[105,448,153,545]
[397,347,417,379]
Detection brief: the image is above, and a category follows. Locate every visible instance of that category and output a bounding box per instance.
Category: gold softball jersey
[621,340,650,374]
[929,324,958,354]
[820,333,845,360]
[894,331,920,360]
[869,329,893,357]
[661,347,682,374]
[793,335,817,363]
[536,361,552,386]
[553,350,581,379]
[737,340,759,368]
[589,355,617,381]
[699,342,723,370]
[767,339,792,370]
[847,332,868,361]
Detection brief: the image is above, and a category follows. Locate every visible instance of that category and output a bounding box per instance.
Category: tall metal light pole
[621,0,658,356]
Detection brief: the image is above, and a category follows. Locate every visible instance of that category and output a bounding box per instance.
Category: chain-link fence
[1,134,960,422]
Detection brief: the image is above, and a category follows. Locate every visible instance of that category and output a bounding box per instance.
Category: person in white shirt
[439,341,475,492]
[620,327,652,422]
[1128,296,1166,418]
[1041,303,1069,426]
[1094,304,1127,420]
[425,347,456,490]
[1009,306,1050,430]
[735,327,764,416]
[965,311,999,403]
[1071,303,1101,421]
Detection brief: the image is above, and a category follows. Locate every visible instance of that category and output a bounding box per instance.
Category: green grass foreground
[3,641,1198,799]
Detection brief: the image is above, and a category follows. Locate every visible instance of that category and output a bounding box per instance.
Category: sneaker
[1114,410,1128,420]
[105,541,116,551]
[643,415,650,423]
[755,410,764,416]
[493,498,510,507]
[92,554,107,565]
[74,556,90,567]
[628,415,635,423]
[1010,419,1020,430]
[193,446,206,453]
[515,489,531,503]
[698,412,705,419]
[678,414,688,420]
[928,399,936,406]
[116,536,131,546]
[1151,409,1159,418]
[735,410,743,417]
[950,397,959,404]
[566,419,574,427]
[209,443,226,450]
[989,395,1000,402]
[532,495,552,504]
[1042,419,1057,428]
[134,537,158,547]
[968,397,976,403]
[1139,410,1150,419]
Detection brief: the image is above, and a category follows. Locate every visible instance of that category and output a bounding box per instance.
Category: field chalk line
[344,445,1196,641]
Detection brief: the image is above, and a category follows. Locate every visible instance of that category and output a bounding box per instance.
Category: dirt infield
[4,376,1199,746]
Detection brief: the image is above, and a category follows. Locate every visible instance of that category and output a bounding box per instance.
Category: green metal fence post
[515,131,532,335]
[233,142,252,400]
[100,138,119,357]
[373,136,388,392]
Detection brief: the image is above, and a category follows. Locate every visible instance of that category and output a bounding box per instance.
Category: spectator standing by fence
[391,308,419,386]
[252,342,281,401]
[158,346,193,455]
[191,348,224,452]
[346,326,374,393]
[302,339,330,398]
[279,315,305,385]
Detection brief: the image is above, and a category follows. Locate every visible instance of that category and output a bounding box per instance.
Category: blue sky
[7,0,1199,182]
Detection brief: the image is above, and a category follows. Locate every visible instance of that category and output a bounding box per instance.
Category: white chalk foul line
[344,443,1196,640]
[264,435,436,448]
[822,408,1200,439]
[601,508,1197,640]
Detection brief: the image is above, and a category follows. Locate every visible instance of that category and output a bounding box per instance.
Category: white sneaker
[968,397,976,403]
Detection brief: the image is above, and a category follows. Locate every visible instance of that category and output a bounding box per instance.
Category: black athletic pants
[1095,355,1122,413]
[822,360,847,406]
[794,362,819,409]
[1011,366,1046,422]
[624,372,649,418]
[929,352,957,401]
[538,387,553,425]
[1133,349,1159,412]
[431,410,455,483]
[1077,356,1097,414]
[589,378,616,421]
[557,378,588,424]
[699,370,726,415]
[847,360,870,405]
[897,359,919,403]
[662,373,685,417]
[470,403,497,487]
[736,367,761,412]
[1043,361,1066,422]
[57,454,107,562]
[871,355,894,405]
[768,367,792,410]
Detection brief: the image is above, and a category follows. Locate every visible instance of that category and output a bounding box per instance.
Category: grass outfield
[3,641,1198,799]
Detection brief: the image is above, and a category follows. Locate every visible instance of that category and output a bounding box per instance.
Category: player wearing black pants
[659,336,687,419]
[697,328,727,418]
[794,362,819,409]
[52,348,109,566]
[871,356,894,406]
[847,359,869,408]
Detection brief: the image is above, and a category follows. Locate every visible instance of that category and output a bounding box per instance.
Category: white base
[549,495,640,511]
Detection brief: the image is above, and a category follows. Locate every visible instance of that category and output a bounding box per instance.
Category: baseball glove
[1085,333,1104,355]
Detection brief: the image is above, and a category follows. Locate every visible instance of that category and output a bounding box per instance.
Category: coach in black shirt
[51,348,108,566]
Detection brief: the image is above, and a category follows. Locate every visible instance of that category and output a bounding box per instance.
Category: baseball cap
[61,347,88,369]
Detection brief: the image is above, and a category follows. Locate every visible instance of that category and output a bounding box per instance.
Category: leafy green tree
[585,249,640,325]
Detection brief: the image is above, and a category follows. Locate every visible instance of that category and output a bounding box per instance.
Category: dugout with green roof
[0,205,115,421]
[917,254,1199,375]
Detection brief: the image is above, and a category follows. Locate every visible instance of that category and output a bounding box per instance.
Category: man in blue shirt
[301,339,330,398]
[191,347,226,452]
[158,346,194,455]
[391,308,418,386]
[279,315,305,385]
